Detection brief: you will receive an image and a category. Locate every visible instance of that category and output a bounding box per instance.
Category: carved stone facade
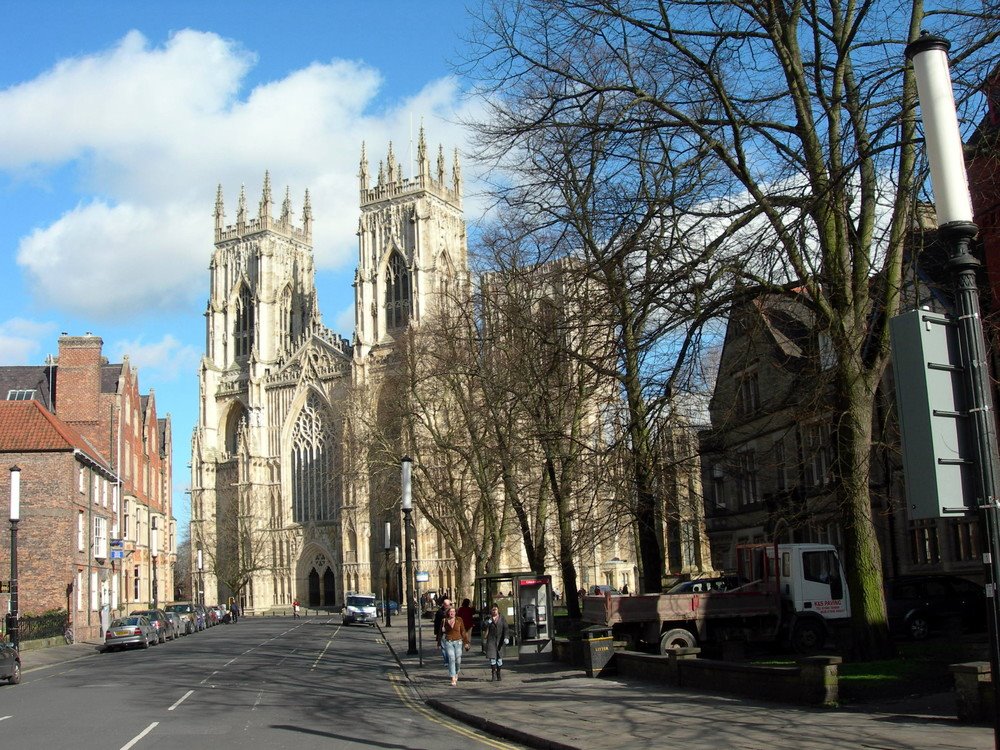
[190,131,466,611]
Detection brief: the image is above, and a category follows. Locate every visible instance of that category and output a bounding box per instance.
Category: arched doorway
[308,569,320,607]
[323,568,336,606]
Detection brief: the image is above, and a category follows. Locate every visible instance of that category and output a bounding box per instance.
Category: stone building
[190,131,466,611]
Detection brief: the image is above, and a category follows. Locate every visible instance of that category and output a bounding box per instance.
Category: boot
[491,665,498,681]
[496,664,502,682]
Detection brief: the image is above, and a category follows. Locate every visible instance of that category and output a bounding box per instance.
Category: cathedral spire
[259,171,272,220]
[377,160,385,188]
[359,141,369,197]
[214,184,225,233]
[417,125,430,180]
[302,188,312,239]
[281,186,292,224]
[437,144,446,185]
[452,148,462,196]
[386,141,397,185]
[237,184,247,226]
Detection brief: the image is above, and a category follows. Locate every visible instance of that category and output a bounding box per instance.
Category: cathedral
[190,130,467,611]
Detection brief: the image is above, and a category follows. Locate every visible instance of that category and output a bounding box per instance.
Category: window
[291,392,340,523]
[773,441,788,491]
[133,566,141,602]
[77,511,85,552]
[93,516,108,559]
[234,285,255,358]
[92,474,99,504]
[384,251,411,329]
[952,520,981,562]
[79,467,85,494]
[102,479,108,507]
[818,331,836,370]
[90,571,99,611]
[737,450,759,507]
[735,371,760,416]
[77,570,84,610]
[122,499,130,539]
[6,389,36,401]
[909,520,941,565]
[803,422,831,487]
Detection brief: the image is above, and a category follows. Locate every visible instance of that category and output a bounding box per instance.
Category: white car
[342,594,377,626]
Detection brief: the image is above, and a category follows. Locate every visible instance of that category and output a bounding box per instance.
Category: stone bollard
[950,661,993,723]
[797,655,842,707]
[666,647,701,686]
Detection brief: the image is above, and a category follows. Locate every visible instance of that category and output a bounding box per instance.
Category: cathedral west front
[189,130,467,611]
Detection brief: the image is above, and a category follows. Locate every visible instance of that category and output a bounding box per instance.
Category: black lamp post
[151,517,159,609]
[197,546,204,606]
[906,33,1000,748]
[383,521,392,628]
[8,466,20,650]
[401,456,417,655]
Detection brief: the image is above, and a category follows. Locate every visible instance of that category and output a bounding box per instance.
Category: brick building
[0,334,175,640]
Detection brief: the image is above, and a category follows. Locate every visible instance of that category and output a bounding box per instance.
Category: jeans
[444,639,464,677]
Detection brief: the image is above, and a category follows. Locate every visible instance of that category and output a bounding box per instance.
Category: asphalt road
[0,615,524,750]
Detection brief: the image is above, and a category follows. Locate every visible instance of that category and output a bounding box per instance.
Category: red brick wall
[56,335,103,441]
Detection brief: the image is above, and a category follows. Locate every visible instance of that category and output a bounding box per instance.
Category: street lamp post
[401,456,417,655]
[906,33,1000,749]
[383,521,392,628]
[151,517,159,609]
[197,547,204,606]
[8,466,20,651]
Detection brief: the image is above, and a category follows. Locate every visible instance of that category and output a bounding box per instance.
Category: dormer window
[6,389,36,401]
[735,371,760,415]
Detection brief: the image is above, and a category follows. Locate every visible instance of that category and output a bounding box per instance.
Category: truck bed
[581,582,781,627]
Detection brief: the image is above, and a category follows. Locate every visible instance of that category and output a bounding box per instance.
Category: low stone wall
[951,661,996,724]
[612,648,841,707]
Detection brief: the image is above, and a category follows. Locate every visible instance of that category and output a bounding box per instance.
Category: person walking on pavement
[456,598,475,631]
[433,597,452,667]
[230,599,240,623]
[440,605,471,686]
[292,599,300,619]
[483,603,510,682]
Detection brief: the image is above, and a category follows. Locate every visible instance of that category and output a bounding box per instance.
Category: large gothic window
[291,392,339,523]
[234,285,255,358]
[384,251,411,329]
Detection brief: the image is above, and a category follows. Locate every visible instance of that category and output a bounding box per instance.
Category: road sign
[110,550,124,560]
[110,539,124,548]
[415,571,430,583]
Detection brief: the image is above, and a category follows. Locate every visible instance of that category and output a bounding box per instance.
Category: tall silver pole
[9,466,20,651]
[401,456,417,655]
[907,33,1000,747]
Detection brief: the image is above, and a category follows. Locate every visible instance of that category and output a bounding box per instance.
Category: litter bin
[581,624,614,677]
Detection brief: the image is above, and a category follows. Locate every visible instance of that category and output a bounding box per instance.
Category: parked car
[0,640,20,684]
[165,603,198,634]
[104,616,156,651]
[376,600,400,616]
[886,575,987,640]
[131,609,169,644]
[164,611,184,639]
[588,585,621,596]
[342,593,378,626]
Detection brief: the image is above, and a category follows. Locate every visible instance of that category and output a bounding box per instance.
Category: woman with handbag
[483,603,510,682]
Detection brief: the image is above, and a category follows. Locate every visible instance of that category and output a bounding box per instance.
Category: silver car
[104,616,156,651]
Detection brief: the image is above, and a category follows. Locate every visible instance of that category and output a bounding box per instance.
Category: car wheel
[142,636,151,649]
[791,619,826,654]
[8,662,20,685]
[659,628,697,653]
[908,614,931,640]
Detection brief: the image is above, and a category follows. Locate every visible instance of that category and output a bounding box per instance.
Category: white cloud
[3,29,484,320]
[0,318,58,363]
[110,333,200,384]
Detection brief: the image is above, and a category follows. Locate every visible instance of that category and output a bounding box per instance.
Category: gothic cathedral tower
[191,132,470,613]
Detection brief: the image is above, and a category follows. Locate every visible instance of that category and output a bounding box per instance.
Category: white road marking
[120,721,159,750]
[199,670,218,685]
[167,689,194,711]
[309,625,342,671]
[251,688,264,711]
[0,716,12,722]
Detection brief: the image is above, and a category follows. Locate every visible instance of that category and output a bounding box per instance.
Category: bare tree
[465,0,999,656]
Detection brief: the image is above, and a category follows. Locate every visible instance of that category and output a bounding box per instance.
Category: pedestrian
[456,598,475,631]
[440,605,471,686]
[483,603,510,682]
[433,596,453,667]
[293,599,300,618]
[621,584,630,595]
[230,599,240,623]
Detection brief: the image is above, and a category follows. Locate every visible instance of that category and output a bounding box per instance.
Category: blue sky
[0,1,483,536]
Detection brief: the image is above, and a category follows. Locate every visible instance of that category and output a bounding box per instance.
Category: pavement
[13,622,997,750]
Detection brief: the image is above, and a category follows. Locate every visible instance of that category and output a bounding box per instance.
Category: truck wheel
[907,614,930,640]
[659,628,697,653]
[791,620,825,654]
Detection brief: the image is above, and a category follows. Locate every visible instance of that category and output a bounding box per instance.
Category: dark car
[376,600,400,616]
[0,640,20,684]
[131,609,169,644]
[886,575,987,639]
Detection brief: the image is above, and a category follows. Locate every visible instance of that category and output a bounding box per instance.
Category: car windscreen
[347,596,375,607]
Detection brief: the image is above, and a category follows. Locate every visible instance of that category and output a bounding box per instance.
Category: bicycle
[64,625,74,645]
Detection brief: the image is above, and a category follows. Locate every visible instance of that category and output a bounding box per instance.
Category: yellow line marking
[388,674,519,750]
